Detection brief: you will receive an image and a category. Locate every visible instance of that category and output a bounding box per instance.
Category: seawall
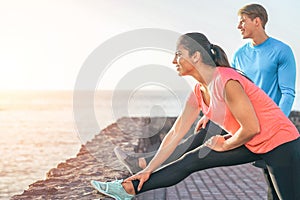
[11,117,176,200]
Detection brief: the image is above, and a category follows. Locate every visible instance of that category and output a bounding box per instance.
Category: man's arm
[278,45,296,116]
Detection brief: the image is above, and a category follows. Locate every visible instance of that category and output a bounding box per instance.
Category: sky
[0,0,299,92]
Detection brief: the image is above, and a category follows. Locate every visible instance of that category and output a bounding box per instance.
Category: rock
[11,116,177,200]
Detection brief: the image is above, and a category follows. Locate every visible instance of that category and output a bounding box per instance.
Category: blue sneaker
[90,179,134,200]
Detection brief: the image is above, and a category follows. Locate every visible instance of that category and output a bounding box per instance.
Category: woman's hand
[204,135,227,152]
[124,170,152,191]
[194,115,209,133]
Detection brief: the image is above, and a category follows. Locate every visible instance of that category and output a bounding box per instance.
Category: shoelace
[113,177,123,185]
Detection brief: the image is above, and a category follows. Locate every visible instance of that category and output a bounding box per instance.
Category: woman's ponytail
[210,44,231,67]
[180,33,231,67]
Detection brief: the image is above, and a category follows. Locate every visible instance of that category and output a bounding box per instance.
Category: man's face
[237,14,257,39]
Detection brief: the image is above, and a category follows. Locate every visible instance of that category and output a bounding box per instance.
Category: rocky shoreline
[11,111,300,200]
[11,116,177,200]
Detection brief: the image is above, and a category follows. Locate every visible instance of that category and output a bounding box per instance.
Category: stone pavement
[136,164,267,200]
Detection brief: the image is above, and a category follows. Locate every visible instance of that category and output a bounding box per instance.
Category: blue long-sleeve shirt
[232,37,296,116]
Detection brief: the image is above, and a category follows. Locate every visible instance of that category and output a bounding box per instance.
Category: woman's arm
[145,96,201,172]
[125,93,201,190]
[206,80,260,151]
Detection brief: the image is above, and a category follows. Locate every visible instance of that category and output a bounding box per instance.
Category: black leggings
[133,136,300,200]
[145,121,228,165]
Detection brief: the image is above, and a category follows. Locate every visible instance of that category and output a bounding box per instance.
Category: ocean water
[0,90,188,199]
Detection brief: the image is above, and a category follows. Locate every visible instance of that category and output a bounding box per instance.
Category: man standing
[231,4,296,200]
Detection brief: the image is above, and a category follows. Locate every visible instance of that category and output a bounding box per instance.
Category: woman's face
[173,44,195,76]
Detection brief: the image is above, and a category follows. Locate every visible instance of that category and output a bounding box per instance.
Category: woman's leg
[261,138,300,200]
[133,144,258,194]
[263,168,280,200]
[114,121,228,174]
[145,121,228,165]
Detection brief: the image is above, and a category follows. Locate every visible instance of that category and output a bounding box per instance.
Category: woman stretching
[91,32,300,200]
